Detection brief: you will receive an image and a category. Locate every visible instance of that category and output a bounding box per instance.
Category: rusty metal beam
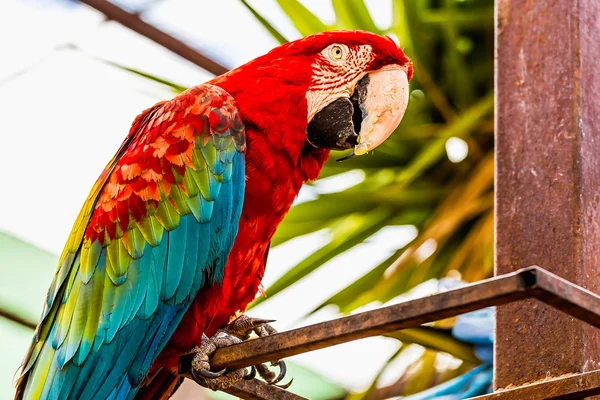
[533,268,600,328]
[223,379,308,400]
[209,268,534,370]
[179,359,308,399]
[177,267,600,376]
[495,0,600,390]
[176,267,600,398]
[188,378,309,400]
[78,0,229,76]
[472,369,600,400]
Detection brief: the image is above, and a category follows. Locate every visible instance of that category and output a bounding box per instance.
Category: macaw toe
[188,332,249,391]
[226,315,293,388]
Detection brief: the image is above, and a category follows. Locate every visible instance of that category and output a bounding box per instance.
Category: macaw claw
[188,332,249,391]
[226,315,293,389]
[243,365,257,380]
[196,367,226,379]
[276,378,294,389]
[270,360,287,385]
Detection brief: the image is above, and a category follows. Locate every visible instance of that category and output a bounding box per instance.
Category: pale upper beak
[306,65,410,159]
[354,67,409,155]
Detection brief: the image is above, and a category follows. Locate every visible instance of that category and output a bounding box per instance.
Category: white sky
[0,0,445,394]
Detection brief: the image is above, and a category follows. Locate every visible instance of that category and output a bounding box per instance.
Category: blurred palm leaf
[241,0,289,44]
[275,0,331,35]
[386,326,479,365]
[100,60,188,93]
[331,0,381,33]
[255,207,392,305]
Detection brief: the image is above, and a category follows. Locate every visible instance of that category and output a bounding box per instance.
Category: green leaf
[401,349,439,395]
[342,258,421,312]
[368,157,494,302]
[100,60,188,93]
[439,0,475,109]
[386,326,480,364]
[422,7,495,28]
[275,0,330,36]
[395,92,494,188]
[391,0,414,50]
[332,0,381,32]
[240,0,289,44]
[271,220,333,247]
[314,246,404,313]
[283,196,370,224]
[283,187,442,224]
[251,207,392,307]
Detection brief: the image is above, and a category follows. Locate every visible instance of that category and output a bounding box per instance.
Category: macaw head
[212,30,413,162]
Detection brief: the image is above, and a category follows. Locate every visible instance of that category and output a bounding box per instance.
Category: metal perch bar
[471,369,600,399]
[178,267,600,399]
[217,379,308,400]
[186,267,600,370]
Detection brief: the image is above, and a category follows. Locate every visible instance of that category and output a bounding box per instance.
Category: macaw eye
[330,45,344,60]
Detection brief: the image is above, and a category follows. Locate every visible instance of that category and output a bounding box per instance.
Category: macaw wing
[16,84,246,400]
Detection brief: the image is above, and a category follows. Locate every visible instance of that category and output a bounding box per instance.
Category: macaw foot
[188,331,248,391]
[186,315,290,391]
[225,315,291,388]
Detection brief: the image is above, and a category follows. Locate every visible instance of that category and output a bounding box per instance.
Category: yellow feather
[135,215,164,247]
[155,199,181,230]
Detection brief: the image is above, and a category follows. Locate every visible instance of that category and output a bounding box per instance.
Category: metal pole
[495,0,600,390]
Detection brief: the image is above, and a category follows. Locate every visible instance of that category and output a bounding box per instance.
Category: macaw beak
[306,66,410,159]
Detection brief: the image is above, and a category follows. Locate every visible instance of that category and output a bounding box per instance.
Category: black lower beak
[306,74,369,151]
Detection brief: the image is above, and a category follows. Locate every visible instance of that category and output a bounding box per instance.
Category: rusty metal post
[495,0,600,391]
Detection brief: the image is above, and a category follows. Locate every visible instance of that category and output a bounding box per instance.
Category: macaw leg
[224,315,291,388]
[189,332,249,391]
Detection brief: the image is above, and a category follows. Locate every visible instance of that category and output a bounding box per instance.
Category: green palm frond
[332,0,381,33]
[241,0,289,44]
[275,0,331,35]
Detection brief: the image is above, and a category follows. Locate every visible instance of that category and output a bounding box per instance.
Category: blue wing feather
[164,220,187,301]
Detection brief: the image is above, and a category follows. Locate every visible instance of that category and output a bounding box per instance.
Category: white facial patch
[306,45,373,122]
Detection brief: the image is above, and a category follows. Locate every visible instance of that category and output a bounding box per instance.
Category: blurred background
[0,0,495,399]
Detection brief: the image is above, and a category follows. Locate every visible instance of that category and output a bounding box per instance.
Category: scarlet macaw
[15,30,412,400]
